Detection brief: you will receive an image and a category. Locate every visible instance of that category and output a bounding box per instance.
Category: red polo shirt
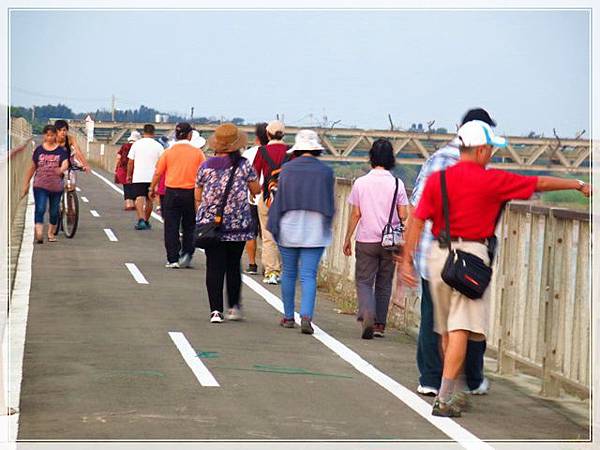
[414,161,538,240]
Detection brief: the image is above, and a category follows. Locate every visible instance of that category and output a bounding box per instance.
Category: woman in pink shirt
[343,139,408,339]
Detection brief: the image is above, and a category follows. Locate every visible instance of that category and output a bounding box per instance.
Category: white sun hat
[457,120,508,148]
[190,130,207,149]
[288,129,325,153]
[127,130,141,142]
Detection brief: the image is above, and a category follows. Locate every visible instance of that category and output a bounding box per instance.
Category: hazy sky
[10,9,590,137]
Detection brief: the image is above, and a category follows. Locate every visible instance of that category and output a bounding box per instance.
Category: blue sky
[10,9,590,137]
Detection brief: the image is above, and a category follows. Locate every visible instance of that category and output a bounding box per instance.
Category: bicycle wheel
[62,190,79,238]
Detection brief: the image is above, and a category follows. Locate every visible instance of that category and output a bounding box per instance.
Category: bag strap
[215,159,240,224]
[440,170,452,251]
[386,177,399,225]
[259,145,277,173]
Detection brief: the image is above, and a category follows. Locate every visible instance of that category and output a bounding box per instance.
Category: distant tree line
[9,103,246,133]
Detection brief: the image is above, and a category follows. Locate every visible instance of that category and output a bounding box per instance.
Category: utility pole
[190,107,194,122]
[111,95,116,122]
[31,105,35,123]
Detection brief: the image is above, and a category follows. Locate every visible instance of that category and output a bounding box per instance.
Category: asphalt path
[14,169,589,442]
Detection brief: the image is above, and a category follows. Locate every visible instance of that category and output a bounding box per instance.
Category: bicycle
[57,165,83,238]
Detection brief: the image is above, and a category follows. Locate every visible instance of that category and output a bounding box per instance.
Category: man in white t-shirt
[241,122,268,275]
[127,124,164,230]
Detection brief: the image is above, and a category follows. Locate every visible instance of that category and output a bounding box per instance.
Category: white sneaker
[210,311,224,323]
[417,385,439,396]
[165,261,180,269]
[226,306,243,321]
[466,377,490,395]
[263,273,279,285]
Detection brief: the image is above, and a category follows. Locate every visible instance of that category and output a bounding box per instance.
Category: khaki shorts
[427,240,491,336]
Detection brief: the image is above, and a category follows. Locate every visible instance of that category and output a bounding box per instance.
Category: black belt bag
[438,170,502,300]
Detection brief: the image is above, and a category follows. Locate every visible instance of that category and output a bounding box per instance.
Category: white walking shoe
[210,311,224,323]
[417,385,439,396]
[466,377,490,395]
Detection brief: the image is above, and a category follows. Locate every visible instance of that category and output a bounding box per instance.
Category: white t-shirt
[242,145,262,205]
[128,137,164,183]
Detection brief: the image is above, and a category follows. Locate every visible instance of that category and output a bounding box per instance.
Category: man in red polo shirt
[253,120,289,285]
[401,120,591,417]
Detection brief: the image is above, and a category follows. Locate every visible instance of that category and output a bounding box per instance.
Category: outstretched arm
[21,161,36,198]
[69,135,90,172]
[536,176,591,197]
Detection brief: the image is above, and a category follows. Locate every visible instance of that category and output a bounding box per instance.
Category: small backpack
[259,145,290,207]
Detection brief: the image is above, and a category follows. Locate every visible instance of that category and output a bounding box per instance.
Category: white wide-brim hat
[190,130,207,149]
[127,130,142,142]
[288,129,325,153]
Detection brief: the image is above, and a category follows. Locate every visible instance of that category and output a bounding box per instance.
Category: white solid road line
[168,332,219,387]
[125,263,149,284]
[2,191,36,442]
[241,275,492,450]
[92,167,489,448]
[103,228,118,242]
[90,210,100,217]
[81,196,89,203]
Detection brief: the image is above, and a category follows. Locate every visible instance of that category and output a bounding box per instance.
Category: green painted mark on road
[196,351,219,359]
[213,364,353,379]
[108,370,166,378]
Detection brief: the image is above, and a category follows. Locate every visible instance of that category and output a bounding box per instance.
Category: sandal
[47,235,58,243]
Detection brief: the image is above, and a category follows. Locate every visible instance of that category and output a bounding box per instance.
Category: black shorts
[250,204,261,237]
[123,183,136,200]
[131,182,151,199]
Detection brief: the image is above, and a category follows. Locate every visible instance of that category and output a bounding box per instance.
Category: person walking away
[410,108,498,398]
[114,130,141,210]
[54,120,91,190]
[343,139,408,339]
[150,123,206,268]
[401,120,591,417]
[127,124,164,230]
[21,125,70,243]
[242,122,269,275]
[196,123,260,323]
[252,120,289,285]
[267,130,335,334]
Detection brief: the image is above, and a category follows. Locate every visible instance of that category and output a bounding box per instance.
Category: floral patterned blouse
[196,156,258,241]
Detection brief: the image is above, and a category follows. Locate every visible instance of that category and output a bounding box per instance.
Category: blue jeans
[279,246,325,320]
[33,187,62,225]
[417,277,486,390]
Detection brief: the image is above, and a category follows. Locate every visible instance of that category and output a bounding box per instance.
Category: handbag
[194,160,239,249]
[439,170,492,299]
[381,177,405,250]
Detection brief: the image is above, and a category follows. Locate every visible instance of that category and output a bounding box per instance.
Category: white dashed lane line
[90,210,100,217]
[75,187,81,192]
[125,263,149,284]
[81,196,89,203]
[168,332,220,387]
[103,228,118,242]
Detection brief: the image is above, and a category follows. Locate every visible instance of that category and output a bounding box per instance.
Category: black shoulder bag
[381,177,405,250]
[439,170,493,299]
[194,160,239,249]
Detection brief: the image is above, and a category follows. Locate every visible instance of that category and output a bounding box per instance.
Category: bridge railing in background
[6,117,34,226]
[80,139,590,399]
[320,179,590,399]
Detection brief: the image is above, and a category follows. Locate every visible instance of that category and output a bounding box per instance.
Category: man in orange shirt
[150,123,206,268]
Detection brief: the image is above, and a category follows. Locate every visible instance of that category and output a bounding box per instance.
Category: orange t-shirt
[155,142,206,189]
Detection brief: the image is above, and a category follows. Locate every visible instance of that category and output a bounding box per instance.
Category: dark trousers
[355,242,395,325]
[204,241,246,313]
[417,277,486,390]
[163,188,195,264]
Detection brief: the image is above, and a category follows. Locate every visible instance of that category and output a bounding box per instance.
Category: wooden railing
[5,118,34,226]
[319,179,590,398]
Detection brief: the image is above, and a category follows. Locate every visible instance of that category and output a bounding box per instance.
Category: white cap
[190,130,207,149]
[127,130,141,142]
[457,120,507,148]
[266,120,285,136]
[288,129,325,153]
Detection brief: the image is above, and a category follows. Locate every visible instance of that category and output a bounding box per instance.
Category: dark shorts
[123,183,136,200]
[131,182,151,199]
[250,204,261,237]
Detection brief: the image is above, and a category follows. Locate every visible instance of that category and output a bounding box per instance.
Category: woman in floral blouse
[196,123,260,323]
